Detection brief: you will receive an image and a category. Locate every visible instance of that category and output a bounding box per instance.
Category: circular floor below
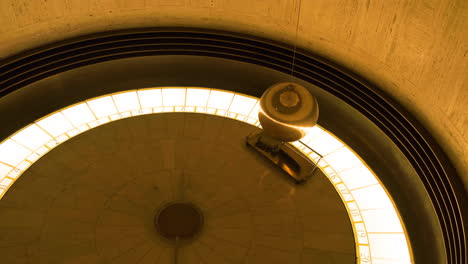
[0,113,355,263]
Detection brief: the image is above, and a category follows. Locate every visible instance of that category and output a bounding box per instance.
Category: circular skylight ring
[0,87,413,264]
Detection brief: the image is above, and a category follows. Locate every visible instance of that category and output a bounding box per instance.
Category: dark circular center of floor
[155,202,203,242]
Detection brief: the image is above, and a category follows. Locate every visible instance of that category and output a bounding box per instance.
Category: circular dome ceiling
[0,25,464,264]
[0,113,355,263]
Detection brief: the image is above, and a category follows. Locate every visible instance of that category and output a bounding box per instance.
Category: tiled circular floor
[0,113,355,263]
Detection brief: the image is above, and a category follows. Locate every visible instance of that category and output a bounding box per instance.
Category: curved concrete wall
[0,0,466,188]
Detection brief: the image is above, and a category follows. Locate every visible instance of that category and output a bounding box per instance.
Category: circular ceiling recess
[0,28,465,264]
[155,202,203,244]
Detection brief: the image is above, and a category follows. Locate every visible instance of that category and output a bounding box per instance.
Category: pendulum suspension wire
[174,236,179,264]
[290,0,302,79]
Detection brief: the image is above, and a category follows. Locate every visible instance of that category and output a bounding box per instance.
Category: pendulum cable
[290,0,303,80]
[174,236,180,264]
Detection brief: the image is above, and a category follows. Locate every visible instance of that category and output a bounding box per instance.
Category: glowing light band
[0,87,412,264]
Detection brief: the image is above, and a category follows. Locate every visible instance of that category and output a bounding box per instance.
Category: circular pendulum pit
[154,202,203,244]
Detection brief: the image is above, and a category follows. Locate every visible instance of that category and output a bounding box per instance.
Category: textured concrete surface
[0,113,355,263]
[0,0,466,187]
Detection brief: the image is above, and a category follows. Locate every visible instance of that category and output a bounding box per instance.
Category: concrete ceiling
[0,1,466,186]
[0,113,354,263]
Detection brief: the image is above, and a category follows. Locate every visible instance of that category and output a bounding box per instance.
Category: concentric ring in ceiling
[0,87,412,264]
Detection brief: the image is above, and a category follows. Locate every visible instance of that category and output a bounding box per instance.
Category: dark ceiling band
[0,28,465,264]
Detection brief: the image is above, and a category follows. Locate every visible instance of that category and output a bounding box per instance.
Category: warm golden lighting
[0,87,412,264]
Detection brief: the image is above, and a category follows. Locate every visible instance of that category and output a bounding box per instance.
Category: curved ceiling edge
[0,28,465,264]
[0,87,412,263]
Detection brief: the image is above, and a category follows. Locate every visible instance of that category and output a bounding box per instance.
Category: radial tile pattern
[0,113,355,264]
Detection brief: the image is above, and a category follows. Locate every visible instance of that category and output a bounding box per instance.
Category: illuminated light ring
[0,87,412,264]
